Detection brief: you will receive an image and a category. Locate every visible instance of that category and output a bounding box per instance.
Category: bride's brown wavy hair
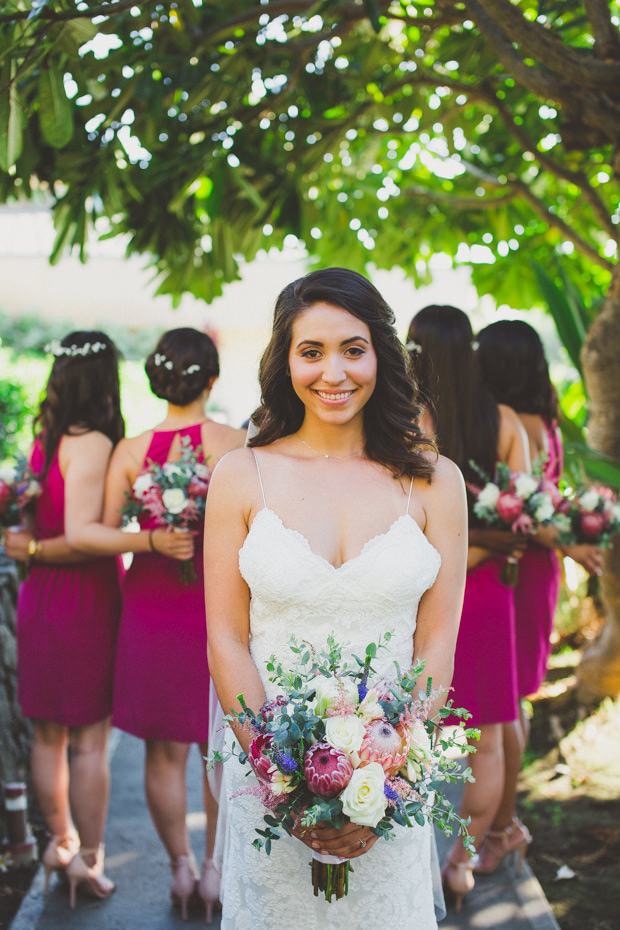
[249,268,435,480]
[34,331,125,476]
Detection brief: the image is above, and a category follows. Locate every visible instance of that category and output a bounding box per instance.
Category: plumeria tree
[1,0,620,696]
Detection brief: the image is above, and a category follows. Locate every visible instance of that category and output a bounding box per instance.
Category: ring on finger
[359,839,366,848]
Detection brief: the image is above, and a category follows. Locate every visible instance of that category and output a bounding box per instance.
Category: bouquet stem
[500,556,519,587]
[311,852,350,901]
[179,557,196,585]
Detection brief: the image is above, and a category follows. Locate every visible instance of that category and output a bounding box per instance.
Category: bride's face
[288,302,377,425]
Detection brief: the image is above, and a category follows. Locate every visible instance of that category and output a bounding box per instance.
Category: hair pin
[405,340,422,354]
[182,364,201,376]
[154,352,174,370]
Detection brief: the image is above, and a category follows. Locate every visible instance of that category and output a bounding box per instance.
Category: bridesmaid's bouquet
[554,484,620,599]
[121,438,210,583]
[0,456,41,529]
[210,634,476,903]
[467,461,555,585]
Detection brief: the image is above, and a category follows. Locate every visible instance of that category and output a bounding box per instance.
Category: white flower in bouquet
[611,503,620,524]
[0,465,15,483]
[270,769,296,796]
[162,487,188,514]
[312,676,358,717]
[194,463,210,480]
[325,715,366,760]
[340,762,388,827]
[530,492,554,523]
[356,689,384,724]
[554,513,572,535]
[514,473,539,499]
[133,473,155,499]
[476,483,500,510]
[579,489,601,511]
[22,479,42,499]
[162,462,191,479]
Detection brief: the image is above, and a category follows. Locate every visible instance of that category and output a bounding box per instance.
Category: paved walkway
[11,731,560,930]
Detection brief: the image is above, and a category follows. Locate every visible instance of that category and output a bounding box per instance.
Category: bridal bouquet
[212,634,476,902]
[0,456,41,529]
[467,461,555,585]
[121,437,210,583]
[554,484,620,599]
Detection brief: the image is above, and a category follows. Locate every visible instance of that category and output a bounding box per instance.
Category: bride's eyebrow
[294,336,370,349]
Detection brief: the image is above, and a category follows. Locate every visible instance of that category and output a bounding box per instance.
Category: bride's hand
[292,819,379,859]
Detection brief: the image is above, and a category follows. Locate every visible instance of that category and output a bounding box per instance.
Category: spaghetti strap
[250,449,267,508]
[406,476,414,514]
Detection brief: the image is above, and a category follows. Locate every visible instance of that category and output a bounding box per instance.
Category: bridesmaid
[70,327,245,921]
[475,320,602,871]
[2,332,181,908]
[406,305,529,910]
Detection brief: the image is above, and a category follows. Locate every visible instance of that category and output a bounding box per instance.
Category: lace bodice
[216,456,444,930]
[240,507,441,697]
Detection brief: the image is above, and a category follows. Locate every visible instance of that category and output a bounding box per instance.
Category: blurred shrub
[0,312,162,361]
[0,379,32,462]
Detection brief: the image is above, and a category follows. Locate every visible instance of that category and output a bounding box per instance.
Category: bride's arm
[414,454,468,717]
[204,450,267,753]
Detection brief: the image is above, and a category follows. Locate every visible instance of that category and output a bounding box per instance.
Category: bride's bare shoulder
[417,453,465,502]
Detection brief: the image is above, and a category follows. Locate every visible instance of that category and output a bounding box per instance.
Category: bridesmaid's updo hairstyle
[145,328,219,407]
[35,331,125,476]
[477,320,558,423]
[250,267,435,481]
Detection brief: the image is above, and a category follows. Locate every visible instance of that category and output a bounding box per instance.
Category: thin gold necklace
[298,437,364,460]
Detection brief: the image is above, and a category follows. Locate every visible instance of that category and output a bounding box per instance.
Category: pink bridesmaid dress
[112,423,210,743]
[514,421,563,697]
[17,439,121,725]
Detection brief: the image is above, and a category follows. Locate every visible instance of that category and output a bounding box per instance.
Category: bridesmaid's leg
[144,738,192,858]
[490,717,525,830]
[31,719,74,837]
[449,722,505,862]
[199,741,218,859]
[198,741,221,922]
[67,717,111,848]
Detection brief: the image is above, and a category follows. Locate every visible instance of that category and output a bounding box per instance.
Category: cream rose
[514,473,539,499]
[340,762,388,827]
[133,473,155,499]
[194,463,210,480]
[162,487,188,514]
[325,715,365,761]
[477,483,500,509]
[579,489,600,511]
[531,492,554,523]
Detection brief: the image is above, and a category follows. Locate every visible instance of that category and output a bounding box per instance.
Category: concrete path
[11,731,560,930]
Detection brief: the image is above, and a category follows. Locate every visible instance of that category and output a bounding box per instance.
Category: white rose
[340,762,388,827]
[514,473,539,499]
[312,676,358,717]
[477,483,500,509]
[194,463,210,480]
[531,492,554,523]
[133,473,155,499]
[162,488,188,514]
[0,465,15,483]
[163,463,183,478]
[356,689,384,724]
[579,490,600,511]
[325,715,366,759]
[554,513,572,534]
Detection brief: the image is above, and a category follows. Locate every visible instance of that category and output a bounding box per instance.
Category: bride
[204,268,467,929]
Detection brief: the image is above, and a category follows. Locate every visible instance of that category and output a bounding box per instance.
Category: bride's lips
[312,389,356,405]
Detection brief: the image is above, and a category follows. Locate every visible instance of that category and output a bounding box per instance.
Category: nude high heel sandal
[169,853,198,921]
[198,858,221,924]
[475,817,532,876]
[41,833,79,895]
[441,855,477,913]
[66,845,116,908]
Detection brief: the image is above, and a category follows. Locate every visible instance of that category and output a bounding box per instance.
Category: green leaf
[0,67,23,172]
[38,66,73,149]
[532,261,587,376]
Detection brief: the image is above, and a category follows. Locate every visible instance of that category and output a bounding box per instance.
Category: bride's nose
[321,354,346,384]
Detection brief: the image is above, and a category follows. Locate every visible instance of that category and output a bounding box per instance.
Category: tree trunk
[579,261,620,701]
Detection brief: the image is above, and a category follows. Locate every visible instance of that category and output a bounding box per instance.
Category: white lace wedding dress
[216,456,444,930]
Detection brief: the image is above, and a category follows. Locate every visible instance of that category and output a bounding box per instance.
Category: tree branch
[472,0,620,89]
[403,185,516,209]
[0,0,137,25]
[511,178,615,272]
[584,0,620,60]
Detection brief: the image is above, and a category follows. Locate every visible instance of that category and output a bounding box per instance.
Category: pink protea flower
[580,511,606,539]
[304,742,353,798]
[248,732,274,784]
[258,695,288,725]
[188,475,210,498]
[496,491,524,524]
[359,720,408,775]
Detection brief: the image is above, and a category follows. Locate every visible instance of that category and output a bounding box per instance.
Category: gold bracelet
[27,538,43,561]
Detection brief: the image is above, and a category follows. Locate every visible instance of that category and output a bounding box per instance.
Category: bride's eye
[301,348,322,359]
[346,346,365,358]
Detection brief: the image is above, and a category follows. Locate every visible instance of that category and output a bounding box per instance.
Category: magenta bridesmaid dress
[448,557,519,728]
[112,423,210,743]
[514,421,563,697]
[17,439,121,726]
